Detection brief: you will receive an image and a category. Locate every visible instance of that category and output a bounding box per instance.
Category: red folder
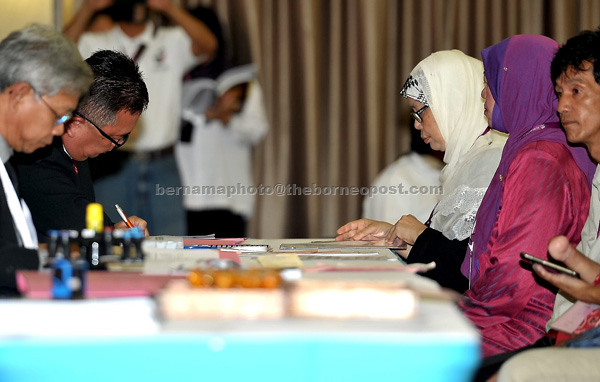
[16,270,185,299]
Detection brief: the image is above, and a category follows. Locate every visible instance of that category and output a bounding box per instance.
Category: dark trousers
[186,209,247,238]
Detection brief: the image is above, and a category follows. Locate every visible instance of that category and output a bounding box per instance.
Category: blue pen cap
[129,226,144,239]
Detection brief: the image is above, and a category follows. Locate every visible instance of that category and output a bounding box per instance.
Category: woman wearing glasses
[337,50,506,292]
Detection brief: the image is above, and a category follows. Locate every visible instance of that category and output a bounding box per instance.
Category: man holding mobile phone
[519,252,580,278]
[495,237,600,381]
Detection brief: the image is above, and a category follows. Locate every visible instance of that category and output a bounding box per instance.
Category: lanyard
[0,160,38,249]
[132,44,146,63]
[125,24,158,63]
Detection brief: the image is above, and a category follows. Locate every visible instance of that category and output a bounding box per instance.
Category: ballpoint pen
[115,204,134,228]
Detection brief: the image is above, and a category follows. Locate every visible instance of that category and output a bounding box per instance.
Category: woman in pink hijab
[462,34,595,357]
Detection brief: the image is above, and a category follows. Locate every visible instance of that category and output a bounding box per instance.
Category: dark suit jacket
[0,161,39,293]
[12,137,113,243]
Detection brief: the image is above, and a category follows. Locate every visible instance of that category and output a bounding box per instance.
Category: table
[0,238,480,382]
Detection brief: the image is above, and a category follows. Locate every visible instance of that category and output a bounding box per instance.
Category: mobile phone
[520,252,580,278]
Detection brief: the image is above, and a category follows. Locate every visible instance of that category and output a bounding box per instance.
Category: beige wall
[0,0,77,40]
[0,0,53,40]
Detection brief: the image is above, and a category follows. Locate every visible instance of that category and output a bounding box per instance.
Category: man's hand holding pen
[114,216,150,236]
[114,204,150,236]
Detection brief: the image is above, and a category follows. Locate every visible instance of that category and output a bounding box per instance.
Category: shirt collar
[62,144,73,160]
[593,165,600,188]
[0,134,14,164]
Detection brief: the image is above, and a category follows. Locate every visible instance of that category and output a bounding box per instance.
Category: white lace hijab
[402,50,507,240]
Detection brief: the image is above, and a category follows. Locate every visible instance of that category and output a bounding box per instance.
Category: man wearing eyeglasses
[63,0,217,236]
[0,24,93,294]
[13,50,150,241]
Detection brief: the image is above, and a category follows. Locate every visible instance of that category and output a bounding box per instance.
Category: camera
[103,0,149,24]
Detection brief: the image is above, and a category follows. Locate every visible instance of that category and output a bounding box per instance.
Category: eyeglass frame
[30,86,72,125]
[73,112,129,150]
[411,104,429,124]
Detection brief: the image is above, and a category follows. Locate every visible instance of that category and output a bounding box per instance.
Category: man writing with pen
[12,50,150,240]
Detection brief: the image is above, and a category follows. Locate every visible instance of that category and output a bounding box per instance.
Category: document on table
[279,240,406,250]
[143,248,220,275]
[258,254,304,269]
[296,251,380,257]
[141,235,246,249]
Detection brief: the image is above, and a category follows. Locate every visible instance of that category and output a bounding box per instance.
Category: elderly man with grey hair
[0,24,93,295]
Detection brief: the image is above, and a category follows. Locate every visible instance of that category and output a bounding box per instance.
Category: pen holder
[47,229,80,259]
[117,227,145,262]
[47,227,146,267]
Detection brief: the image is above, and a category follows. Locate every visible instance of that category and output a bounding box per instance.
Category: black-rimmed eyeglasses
[411,105,429,124]
[74,113,129,150]
[31,86,72,125]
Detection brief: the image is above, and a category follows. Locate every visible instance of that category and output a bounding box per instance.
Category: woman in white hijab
[336,50,507,292]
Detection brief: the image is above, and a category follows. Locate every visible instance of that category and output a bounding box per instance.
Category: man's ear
[64,115,85,138]
[6,82,32,112]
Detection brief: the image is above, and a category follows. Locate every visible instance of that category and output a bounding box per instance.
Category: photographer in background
[63,0,217,235]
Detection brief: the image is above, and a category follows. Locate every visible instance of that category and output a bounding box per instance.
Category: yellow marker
[86,203,104,233]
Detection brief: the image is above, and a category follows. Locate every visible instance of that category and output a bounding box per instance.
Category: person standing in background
[63,0,217,235]
[184,5,227,81]
[177,64,268,237]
